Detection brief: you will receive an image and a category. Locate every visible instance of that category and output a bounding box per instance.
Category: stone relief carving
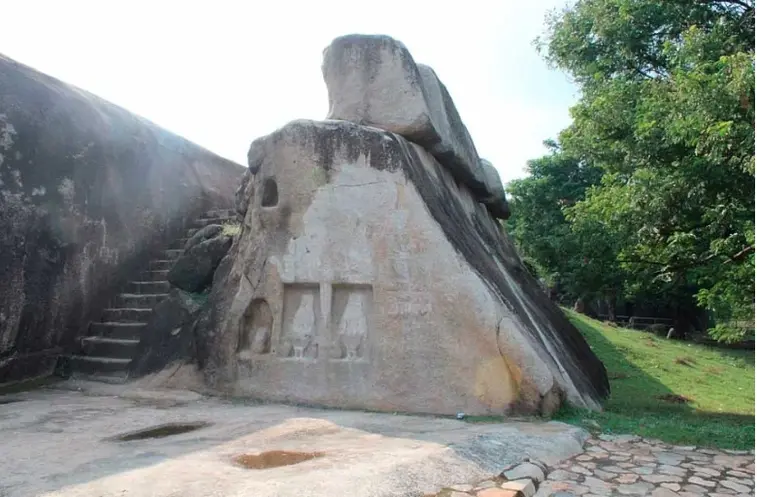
[280,284,320,360]
[330,284,372,361]
[291,293,315,358]
[273,282,374,362]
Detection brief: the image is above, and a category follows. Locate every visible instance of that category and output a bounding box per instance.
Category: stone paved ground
[431,434,755,497]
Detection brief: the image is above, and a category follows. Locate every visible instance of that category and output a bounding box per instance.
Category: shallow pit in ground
[109,421,211,441]
[232,450,326,469]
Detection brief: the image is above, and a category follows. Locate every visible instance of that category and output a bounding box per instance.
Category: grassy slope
[556,310,755,449]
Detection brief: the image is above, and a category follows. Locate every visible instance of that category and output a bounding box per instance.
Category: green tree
[533,0,754,340]
[506,142,623,311]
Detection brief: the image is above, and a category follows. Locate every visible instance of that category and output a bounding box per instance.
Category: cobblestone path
[430,434,755,497]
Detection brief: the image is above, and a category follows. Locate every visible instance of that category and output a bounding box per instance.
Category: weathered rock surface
[0,53,244,384]
[201,117,608,415]
[479,159,510,219]
[128,289,205,377]
[184,224,224,251]
[323,34,504,212]
[0,385,590,497]
[168,235,233,293]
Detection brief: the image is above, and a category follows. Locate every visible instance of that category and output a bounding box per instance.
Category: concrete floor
[0,377,588,497]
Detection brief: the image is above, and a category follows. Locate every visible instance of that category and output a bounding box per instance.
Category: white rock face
[199,119,608,416]
[322,34,500,209]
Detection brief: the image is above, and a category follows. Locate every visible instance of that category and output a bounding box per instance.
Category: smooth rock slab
[682,483,709,494]
[629,466,654,475]
[720,480,752,493]
[449,484,475,492]
[0,385,589,497]
[688,476,717,488]
[641,474,683,484]
[593,469,617,480]
[651,488,679,497]
[617,482,655,495]
[500,479,536,497]
[570,465,593,475]
[503,462,545,483]
[727,470,751,478]
[477,489,518,497]
[548,470,580,481]
[658,464,688,476]
[616,473,639,484]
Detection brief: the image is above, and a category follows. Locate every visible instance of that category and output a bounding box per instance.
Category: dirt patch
[110,421,211,441]
[674,356,697,367]
[656,393,692,404]
[704,366,725,375]
[232,450,325,469]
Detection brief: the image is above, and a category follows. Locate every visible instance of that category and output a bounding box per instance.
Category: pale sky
[0,0,577,185]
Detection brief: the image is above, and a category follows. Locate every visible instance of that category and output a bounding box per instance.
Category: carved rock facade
[199,35,609,416]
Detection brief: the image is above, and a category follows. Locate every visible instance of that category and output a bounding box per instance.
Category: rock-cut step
[80,336,140,359]
[68,355,131,375]
[129,281,171,294]
[101,308,153,322]
[148,260,174,271]
[114,293,169,309]
[139,269,170,281]
[67,208,229,384]
[89,322,147,340]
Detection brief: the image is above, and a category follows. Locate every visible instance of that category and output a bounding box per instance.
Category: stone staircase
[67,208,236,383]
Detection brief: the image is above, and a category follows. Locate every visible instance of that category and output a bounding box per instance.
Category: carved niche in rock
[236,298,273,360]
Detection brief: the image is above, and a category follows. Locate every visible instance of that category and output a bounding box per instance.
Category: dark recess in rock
[261,178,279,207]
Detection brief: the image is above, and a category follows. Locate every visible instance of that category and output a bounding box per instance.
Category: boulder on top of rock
[168,235,232,293]
[200,118,609,416]
[322,34,490,198]
[479,159,510,220]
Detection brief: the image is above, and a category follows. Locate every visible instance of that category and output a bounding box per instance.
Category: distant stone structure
[0,54,244,385]
[197,34,609,416]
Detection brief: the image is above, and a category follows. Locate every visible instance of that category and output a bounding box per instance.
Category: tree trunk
[605,290,617,322]
[573,297,586,314]
[672,304,691,339]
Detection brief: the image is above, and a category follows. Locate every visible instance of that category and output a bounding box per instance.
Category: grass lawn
[555,310,755,449]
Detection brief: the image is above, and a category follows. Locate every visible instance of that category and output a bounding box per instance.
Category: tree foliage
[509,0,755,341]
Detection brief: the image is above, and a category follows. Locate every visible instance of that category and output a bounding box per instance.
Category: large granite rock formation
[0,53,244,384]
[200,116,609,415]
[196,33,609,416]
